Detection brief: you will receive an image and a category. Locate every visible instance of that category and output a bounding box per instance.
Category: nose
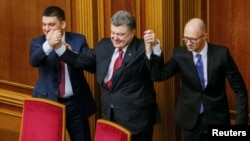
[112,34,119,40]
[185,39,193,45]
[43,25,50,32]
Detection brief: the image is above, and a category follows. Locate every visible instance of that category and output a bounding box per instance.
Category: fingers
[46,30,54,40]
[144,29,156,43]
[144,29,158,54]
[53,30,63,41]
[144,30,155,54]
[144,29,153,34]
[48,30,62,41]
[47,30,63,47]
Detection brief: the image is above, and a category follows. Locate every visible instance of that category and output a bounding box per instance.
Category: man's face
[183,25,207,53]
[110,24,135,49]
[42,16,65,36]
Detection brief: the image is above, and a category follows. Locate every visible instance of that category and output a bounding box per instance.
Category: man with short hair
[54,10,161,141]
[29,6,97,141]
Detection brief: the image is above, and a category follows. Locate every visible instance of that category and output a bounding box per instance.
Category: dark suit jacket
[59,37,161,134]
[29,32,97,118]
[148,43,248,129]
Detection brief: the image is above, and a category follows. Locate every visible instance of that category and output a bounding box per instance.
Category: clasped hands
[144,30,157,54]
[46,29,156,52]
[46,30,72,50]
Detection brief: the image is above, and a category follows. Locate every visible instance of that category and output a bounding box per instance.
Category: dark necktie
[195,54,205,113]
[106,49,124,89]
[58,61,65,97]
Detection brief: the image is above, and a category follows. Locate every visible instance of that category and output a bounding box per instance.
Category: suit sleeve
[29,37,48,67]
[60,48,96,71]
[147,52,178,81]
[225,49,248,124]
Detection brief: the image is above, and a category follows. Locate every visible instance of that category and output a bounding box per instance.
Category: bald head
[183,18,208,53]
[184,18,207,34]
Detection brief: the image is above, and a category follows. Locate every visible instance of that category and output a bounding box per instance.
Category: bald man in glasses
[146,18,248,141]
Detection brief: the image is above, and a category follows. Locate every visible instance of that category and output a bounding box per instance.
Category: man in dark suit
[29,6,97,141]
[145,18,248,141]
[54,10,161,141]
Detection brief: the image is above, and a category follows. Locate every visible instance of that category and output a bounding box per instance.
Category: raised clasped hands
[143,30,157,54]
[47,30,63,48]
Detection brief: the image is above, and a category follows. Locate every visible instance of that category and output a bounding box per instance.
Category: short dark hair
[42,6,65,21]
[111,10,136,30]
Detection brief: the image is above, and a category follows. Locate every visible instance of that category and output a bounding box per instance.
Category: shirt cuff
[55,45,66,56]
[43,41,53,55]
[146,39,162,59]
[152,40,161,56]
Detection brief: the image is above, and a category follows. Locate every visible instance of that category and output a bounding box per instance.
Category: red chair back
[19,98,66,141]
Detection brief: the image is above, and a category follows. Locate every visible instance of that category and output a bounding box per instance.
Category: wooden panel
[0,113,21,141]
[145,1,178,141]
[102,0,143,37]
[208,0,250,116]
[70,1,100,139]
[0,89,28,141]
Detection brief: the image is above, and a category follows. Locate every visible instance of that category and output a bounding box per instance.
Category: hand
[143,30,157,54]
[47,30,63,48]
[46,30,53,40]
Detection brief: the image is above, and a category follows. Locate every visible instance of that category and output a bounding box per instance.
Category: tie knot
[196,54,201,59]
[118,49,124,59]
[118,49,123,55]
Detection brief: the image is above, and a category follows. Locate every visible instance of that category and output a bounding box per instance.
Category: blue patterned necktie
[195,54,204,113]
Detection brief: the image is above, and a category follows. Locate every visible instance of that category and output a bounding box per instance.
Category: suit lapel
[110,47,135,90]
[111,37,140,90]
[65,33,80,52]
[206,45,215,87]
[64,32,83,75]
[186,44,215,90]
[64,33,73,75]
[99,41,116,85]
[122,41,137,67]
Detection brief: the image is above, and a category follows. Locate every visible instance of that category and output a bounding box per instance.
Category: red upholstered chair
[94,119,132,141]
[19,97,66,141]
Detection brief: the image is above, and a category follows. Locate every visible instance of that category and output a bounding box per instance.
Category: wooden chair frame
[95,119,132,141]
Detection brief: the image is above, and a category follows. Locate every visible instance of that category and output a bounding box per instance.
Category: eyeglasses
[182,34,205,43]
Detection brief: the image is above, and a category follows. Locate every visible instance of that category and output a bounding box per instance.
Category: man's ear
[61,21,66,29]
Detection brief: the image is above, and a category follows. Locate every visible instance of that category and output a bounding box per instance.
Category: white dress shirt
[104,47,127,83]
